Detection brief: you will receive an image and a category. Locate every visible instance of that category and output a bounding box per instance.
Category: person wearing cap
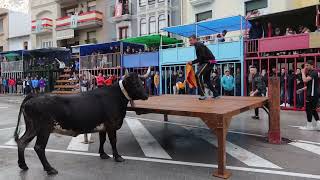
[249,66,267,119]
[188,34,219,100]
[221,69,234,96]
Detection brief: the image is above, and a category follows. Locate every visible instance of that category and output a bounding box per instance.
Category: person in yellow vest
[153,71,160,96]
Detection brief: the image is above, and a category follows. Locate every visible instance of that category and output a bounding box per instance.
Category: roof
[163,15,250,37]
[122,34,183,47]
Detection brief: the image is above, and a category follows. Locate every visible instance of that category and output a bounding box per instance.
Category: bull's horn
[140,66,151,79]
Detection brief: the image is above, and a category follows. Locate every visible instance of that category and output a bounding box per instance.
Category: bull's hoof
[114,155,125,162]
[45,168,58,175]
[100,153,110,159]
[18,163,29,171]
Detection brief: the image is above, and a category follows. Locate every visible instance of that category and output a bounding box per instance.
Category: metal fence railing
[80,53,121,70]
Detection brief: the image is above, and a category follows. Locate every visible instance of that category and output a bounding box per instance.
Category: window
[87,31,96,40]
[140,18,147,35]
[158,14,166,32]
[0,19,3,33]
[196,11,212,22]
[119,26,129,40]
[88,0,96,11]
[158,0,165,2]
[245,0,268,14]
[140,0,147,6]
[149,16,156,34]
[42,41,52,48]
[23,42,28,50]
[148,0,155,4]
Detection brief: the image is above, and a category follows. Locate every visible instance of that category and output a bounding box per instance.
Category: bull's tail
[14,94,35,142]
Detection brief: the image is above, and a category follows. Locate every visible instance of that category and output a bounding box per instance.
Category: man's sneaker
[317,121,320,131]
[299,122,317,131]
[251,116,259,120]
[212,95,220,99]
[199,96,207,100]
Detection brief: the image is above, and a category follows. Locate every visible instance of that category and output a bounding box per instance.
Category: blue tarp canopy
[79,41,145,56]
[163,15,250,37]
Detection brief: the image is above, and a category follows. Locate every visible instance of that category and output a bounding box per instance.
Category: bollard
[268,77,281,144]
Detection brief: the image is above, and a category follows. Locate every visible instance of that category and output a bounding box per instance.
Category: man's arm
[302,68,312,83]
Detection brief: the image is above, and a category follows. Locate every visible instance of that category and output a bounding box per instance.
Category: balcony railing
[189,0,213,6]
[56,11,103,31]
[31,18,53,34]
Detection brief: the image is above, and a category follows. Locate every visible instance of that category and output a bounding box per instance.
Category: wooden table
[127,79,281,179]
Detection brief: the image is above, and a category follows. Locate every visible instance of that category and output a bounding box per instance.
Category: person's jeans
[188,88,196,95]
[297,93,304,108]
[280,86,288,104]
[154,86,159,96]
[40,87,45,93]
[9,85,13,94]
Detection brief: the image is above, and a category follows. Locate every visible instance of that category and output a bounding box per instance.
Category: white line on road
[290,142,320,156]
[0,106,9,109]
[4,127,25,146]
[0,145,319,179]
[125,117,172,159]
[67,134,92,152]
[183,127,282,169]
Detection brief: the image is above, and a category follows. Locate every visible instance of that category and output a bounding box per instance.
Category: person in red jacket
[104,75,113,86]
[95,72,105,88]
[8,78,16,94]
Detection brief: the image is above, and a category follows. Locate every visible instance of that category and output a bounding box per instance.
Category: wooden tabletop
[128,95,269,118]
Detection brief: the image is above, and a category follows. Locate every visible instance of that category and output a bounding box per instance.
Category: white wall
[8,10,31,38]
[8,36,31,51]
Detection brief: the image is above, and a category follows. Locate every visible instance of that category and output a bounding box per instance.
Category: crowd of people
[0,76,47,95]
[249,22,318,40]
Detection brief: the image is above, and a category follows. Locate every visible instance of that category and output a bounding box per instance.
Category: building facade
[30,0,107,49]
[0,8,9,52]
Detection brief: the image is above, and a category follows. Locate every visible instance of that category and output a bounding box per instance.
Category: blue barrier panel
[123,52,159,68]
[123,54,140,68]
[140,52,159,67]
[160,38,244,66]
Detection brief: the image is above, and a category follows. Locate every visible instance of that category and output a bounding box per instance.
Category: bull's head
[122,72,148,101]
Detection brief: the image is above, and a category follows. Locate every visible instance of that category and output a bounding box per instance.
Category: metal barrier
[80,53,121,70]
[161,62,242,96]
[1,60,23,73]
[245,54,320,110]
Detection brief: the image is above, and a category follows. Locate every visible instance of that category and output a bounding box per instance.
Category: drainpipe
[180,0,183,25]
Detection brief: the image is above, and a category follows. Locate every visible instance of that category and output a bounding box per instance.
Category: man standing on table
[249,66,267,120]
[300,60,320,130]
[188,35,219,100]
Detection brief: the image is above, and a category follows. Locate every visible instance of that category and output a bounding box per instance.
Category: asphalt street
[1,95,320,180]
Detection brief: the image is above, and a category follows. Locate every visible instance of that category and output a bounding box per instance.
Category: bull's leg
[99,131,110,159]
[34,129,58,175]
[17,130,36,171]
[107,129,124,162]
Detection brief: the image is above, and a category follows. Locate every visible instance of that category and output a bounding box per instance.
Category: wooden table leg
[202,116,232,179]
[268,78,281,144]
[164,114,168,122]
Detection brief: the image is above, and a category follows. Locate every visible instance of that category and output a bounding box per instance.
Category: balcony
[56,11,103,31]
[31,18,53,34]
[189,0,213,7]
[111,2,131,22]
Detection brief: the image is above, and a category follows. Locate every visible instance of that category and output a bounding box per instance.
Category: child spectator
[80,75,89,92]
[154,72,160,96]
[95,72,105,88]
[32,77,39,94]
[8,77,16,94]
[2,78,7,94]
[39,77,46,93]
[0,76,2,94]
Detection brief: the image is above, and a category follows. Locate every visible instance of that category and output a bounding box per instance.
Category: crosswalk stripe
[125,117,172,159]
[183,127,282,169]
[290,142,320,156]
[4,127,25,146]
[67,134,92,152]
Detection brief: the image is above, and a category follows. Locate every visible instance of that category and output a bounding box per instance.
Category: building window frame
[195,10,212,22]
[139,0,147,7]
[149,16,156,34]
[140,18,147,36]
[0,18,4,33]
[158,14,166,33]
[245,0,268,14]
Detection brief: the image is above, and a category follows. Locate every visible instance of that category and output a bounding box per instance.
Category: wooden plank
[54,85,78,89]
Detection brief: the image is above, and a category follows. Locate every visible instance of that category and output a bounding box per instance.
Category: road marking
[125,117,172,159]
[0,106,9,109]
[67,134,92,152]
[0,126,24,131]
[183,127,282,169]
[0,145,319,179]
[4,127,25,146]
[127,116,265,137]
[290,142,320,156]
[297,140,320,146]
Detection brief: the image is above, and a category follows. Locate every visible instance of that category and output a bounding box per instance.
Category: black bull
[14,73,148,175]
